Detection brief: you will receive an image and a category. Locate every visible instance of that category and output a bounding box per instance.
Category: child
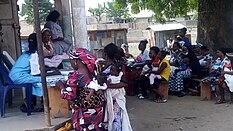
[149,62,161,85]
[171,56,192,78]
[104,63,132,131]
[85,73,108,101]
[108,64,124,84]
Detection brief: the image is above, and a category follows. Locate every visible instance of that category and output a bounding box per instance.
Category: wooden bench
[193,78,211,100]
[48,86,70,118]
[158,81,169,99]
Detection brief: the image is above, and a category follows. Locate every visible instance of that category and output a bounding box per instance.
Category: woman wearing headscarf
[42,28,55,58]
[44,10,72,55]
[9,33,43,111]
[56,48,104,130]
[100,43,132,131]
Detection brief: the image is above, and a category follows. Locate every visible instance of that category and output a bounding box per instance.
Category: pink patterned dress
[61,71,104,131]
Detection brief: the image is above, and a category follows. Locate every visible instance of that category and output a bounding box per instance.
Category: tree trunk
[197,0,233,52]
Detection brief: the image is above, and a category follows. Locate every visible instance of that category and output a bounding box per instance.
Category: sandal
[215,99,226,104]
[154,99,167,103]
[32,107,44,112]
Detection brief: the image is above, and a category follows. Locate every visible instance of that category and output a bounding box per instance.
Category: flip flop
[215,99,226,104]
[154,99,167,103]
[32,107,44,112]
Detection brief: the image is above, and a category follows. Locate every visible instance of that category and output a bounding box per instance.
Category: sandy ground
[1,92,233,131]
[127,95,233,131]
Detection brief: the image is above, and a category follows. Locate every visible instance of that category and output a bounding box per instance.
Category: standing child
[104,63,132,131]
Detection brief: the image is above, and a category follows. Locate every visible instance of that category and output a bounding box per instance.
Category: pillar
[71,0,89,49]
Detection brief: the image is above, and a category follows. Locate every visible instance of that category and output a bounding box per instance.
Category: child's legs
[152,78,165,99]
[149,74,156,85]
[154,75,161,79]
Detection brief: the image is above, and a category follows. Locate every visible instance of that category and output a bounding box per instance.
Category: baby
[171,56,191,78]
[85,73,108,101]
[141,62,161,85]
[108,64,123,84]
[149,62,161,85]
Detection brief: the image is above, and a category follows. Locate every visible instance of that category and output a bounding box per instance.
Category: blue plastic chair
[0,64,32,117]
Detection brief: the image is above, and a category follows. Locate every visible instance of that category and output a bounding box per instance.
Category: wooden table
[48,86,70,118]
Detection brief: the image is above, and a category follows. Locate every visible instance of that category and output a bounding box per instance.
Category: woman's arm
[222,71,233,75]
[107,82,128,89]
[150,62,167,75]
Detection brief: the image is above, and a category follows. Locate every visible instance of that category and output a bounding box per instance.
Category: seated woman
[9,33,43,111]
[216,52,233,104]
[133,39,150,67]
[42,28,69,68]
[137,46,160,99]
[150,50,170,102]
[169,44,199,97]
[198,46,212,78]
[44,10,72,55]
[42,28,55,58]
[169,42,183,72]
[202,48,232,97]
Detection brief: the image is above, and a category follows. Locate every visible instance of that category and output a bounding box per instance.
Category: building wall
[88,29,127,58]
[0,0,20,60]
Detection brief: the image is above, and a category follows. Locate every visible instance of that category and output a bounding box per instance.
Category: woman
[42,28,55,58]
[214,49,233,104]
[199,46,212,77]
[137,46,160,99]
[202,48,231,98]
[169,44,200,97]
[44,10,72,55]
[169,42,182,72]
[101,43,132,131]
[135,39,150,63]
[42,28,69,68]
[150,50,170,102]
[9,33,43,110]
[56,48,104,130]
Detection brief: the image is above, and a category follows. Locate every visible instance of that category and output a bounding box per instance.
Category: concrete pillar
[61,0,73,48]
[71,0,89,49]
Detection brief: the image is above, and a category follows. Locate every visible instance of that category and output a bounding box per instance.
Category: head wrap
[226,53,233,58]
[200,46,209,51]
[69,48,96,73]
[42,28,51,34]
[27,33,37,53]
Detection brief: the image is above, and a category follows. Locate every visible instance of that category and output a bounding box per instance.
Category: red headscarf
[69,48,96,74]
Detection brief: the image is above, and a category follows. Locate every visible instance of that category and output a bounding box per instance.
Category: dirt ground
[127,95,233,131]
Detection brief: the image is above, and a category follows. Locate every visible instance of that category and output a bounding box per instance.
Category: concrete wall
[0,0,20,59]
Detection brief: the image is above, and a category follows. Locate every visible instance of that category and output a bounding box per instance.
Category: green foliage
[115,0,198,23]
[21,0,54,24]
[88,4,105,23]
[104,1,132,23]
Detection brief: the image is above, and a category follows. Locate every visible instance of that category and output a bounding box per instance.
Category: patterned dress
[61,71,104,131]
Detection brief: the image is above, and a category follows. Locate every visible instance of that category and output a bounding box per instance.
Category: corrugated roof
[149,23,185,32]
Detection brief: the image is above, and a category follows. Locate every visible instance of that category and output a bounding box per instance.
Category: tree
[115,0,198,23]
[104,2,132,23]
[197,0,233,52]
[117,0,233,51]
[21,0,54,25]
[88,4,105,23]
